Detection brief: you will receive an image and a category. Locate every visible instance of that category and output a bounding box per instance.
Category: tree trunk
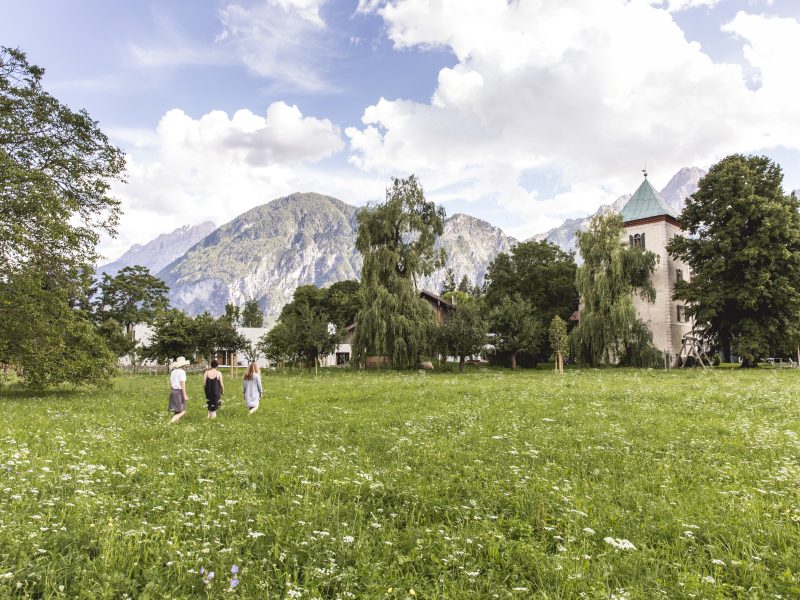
[511,352,517,370]
[721,336,731,364]
[459,355,465,372]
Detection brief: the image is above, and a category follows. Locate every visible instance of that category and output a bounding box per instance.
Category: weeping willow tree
[352,175,446,368]
[571,213,658,366]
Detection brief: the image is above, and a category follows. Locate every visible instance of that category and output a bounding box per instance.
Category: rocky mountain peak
[97,220,216,278]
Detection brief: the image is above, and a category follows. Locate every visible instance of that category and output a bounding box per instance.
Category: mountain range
[98,221,216,278]
[101,168,710,322]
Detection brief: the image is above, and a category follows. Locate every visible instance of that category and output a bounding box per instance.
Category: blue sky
[3,0,799,260]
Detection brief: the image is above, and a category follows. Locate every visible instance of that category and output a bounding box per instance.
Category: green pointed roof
[620,177,677,222]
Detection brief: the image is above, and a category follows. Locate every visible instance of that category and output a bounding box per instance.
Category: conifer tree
[241,298,264,327]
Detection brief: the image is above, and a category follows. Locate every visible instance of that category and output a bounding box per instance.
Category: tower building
[619,174,692,358]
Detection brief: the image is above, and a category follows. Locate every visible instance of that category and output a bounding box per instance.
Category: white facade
[623,217,693,357]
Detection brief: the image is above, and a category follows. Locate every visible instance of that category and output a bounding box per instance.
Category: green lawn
[1,368,799,598]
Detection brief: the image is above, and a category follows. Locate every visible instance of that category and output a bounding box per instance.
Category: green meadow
[1,368,799,599]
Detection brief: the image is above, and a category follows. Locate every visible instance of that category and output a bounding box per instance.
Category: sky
[3,0,800,262]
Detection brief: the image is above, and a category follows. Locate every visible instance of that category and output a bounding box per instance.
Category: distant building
[620,175,693,358]
[419,290,455,323]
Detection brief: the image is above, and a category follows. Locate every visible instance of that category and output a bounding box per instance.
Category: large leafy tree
[437,300,488,372]
[96,265,169,339]
[484,240,578,360]
[353,175,446,368]
[323,280,361,329]
[259,320,297,366]
[488,295,542,369]
[142,309,198,364]
[0,47,125,275]
[0,47,126,386]
[259,306,337,372]
[571,213,657,366]
[193,313,247,364]
[667,154,800,366]
[0,259,117,386]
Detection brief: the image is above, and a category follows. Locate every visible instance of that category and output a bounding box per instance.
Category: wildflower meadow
[1,367,799,598]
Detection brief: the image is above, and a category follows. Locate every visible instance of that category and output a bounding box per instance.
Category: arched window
[629,233,646,250]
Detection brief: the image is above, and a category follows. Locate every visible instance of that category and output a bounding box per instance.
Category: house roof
[620,177,677,223]
[419,289,455,309]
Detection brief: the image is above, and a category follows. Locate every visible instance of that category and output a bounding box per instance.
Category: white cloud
[650,0,721,11]
[273,0,329,27]
[98,103,369,262]
[347,0,800,235]
[217,1,335,91]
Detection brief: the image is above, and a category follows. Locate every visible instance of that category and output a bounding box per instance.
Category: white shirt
[170,368,186,390]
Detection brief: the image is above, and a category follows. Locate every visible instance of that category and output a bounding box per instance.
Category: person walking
[203,359,224,419]
[242,362,262,415]
[168,357,190,424]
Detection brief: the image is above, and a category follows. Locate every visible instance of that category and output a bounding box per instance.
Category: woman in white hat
[168,357,190,423]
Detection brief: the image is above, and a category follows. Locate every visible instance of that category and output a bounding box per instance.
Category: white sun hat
[169,356,191,371]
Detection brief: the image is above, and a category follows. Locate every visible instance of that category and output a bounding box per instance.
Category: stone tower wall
[623,217,693,358]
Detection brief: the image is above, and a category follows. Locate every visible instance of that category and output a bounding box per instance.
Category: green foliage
[437,301,488,372]
[259,303,337,370]
[0,47,125,387]
[278,281,360,332]
[96,265,170,337]
[96,318,136,358]
[143,310,246,365]
[224,303,242,326]
[572,213,658,366]
[142,309,198,364]
[441,268,456,294]
[193,313,247,363]
[259,320,297,366]
[240,298,263,328]
[484,240,578,361]
[484,240,578,316]
[441,289,472,307]
[667,154,800,366]
[488,295,542,369]
[0,47,125,275]
[0,263,118,387]
[457,274,472,294]
[353,175,446,368]
[323,280,361,329]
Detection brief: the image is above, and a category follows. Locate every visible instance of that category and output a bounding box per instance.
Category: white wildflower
[604,537,636,551]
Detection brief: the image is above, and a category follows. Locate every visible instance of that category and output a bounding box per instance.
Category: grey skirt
[168,389,186,413]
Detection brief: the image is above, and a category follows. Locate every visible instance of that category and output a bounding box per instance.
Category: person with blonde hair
[168,357,190,424]
[242,362,262,415]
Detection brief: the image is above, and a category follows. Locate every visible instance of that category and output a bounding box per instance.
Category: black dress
[204,374,222,411]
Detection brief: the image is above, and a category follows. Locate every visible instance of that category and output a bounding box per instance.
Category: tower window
[629,233,646,250]
[676,268,683,282]
[676,305,683,322]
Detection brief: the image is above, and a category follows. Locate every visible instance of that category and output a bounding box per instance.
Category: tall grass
[1,367,799,598]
